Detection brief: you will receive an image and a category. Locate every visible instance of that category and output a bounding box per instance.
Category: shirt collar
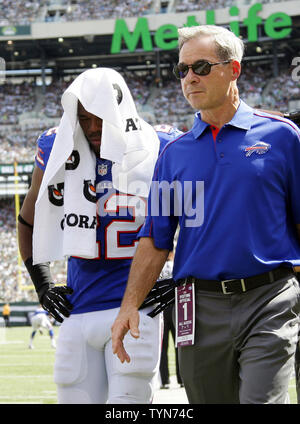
[192,99,254,139]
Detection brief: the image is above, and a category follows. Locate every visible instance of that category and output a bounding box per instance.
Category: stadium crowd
[0,81,36,125]
[174,0,291,13]
[61,0,154,22]
[0,199,67,302]
[0,0,293,25]
[0,61,299,164]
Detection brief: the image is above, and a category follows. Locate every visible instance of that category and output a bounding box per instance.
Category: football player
[28,305,56,349]
[17,68,182,404]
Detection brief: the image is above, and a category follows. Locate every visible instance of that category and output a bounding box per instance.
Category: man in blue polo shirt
[111,25,300,404]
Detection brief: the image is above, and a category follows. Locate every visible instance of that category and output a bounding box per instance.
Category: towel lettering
[60,213,97,230]
[125,117,142,132]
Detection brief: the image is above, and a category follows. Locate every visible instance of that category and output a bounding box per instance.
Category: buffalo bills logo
[65,150,80,170]
[83,179,97,203]
[48,182,64,206]
[244,142,271,157]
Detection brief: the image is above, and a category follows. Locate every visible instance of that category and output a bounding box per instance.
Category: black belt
[178,267,294,295]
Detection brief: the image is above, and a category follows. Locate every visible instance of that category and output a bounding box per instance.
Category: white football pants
[31,314,52,331]
[53,306,162,404]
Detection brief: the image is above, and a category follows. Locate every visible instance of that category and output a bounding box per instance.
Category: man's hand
[111,308,140,363]
[40,284,74,323]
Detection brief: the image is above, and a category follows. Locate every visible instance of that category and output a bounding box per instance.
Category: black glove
[284,111,300,127]
[39,283,74,323]
[24,257,73,323]
[139,278,179,318]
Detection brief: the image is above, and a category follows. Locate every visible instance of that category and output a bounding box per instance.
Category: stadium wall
[0,302,39,326]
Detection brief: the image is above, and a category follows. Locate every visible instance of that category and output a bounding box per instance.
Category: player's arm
[18,165,43,261]
[111,237,169,363]
[18,163,73,323]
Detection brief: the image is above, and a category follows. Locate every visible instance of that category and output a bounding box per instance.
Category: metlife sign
[111,2,293,54]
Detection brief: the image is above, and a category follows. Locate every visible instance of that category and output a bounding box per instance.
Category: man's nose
[90,117,102,131]
[185,67,200,82]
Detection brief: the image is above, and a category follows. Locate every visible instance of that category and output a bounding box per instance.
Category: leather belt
[178,267,294,295]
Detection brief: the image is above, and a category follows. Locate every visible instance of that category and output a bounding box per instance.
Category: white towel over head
[33,68,160,264]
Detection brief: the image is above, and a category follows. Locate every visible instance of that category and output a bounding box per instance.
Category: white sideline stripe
[0,341,24,344]
[0,395,56,399]
[0,402,43,404]
[0,375,53,378]
[0,363,51,366]
[0,352,56,357]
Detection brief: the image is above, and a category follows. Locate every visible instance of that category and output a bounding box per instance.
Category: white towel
[33,68,160,264]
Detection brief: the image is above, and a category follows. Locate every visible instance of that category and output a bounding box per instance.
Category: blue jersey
[35,125,182,314]
[154,124,183,154]
[139,100,300,281]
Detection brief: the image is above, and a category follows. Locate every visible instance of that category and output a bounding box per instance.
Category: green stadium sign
[0,25,31,36]
[111,2,292,54]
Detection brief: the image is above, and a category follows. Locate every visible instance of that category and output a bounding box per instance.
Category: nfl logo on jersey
[98,164,108,176]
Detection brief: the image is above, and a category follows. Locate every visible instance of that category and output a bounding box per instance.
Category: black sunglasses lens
[173,64,188,79]
[174,61,212,79]
[193,61,211,76]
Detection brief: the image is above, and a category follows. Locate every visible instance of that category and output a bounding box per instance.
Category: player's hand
[111,308,140,363]
[40,284,74,323]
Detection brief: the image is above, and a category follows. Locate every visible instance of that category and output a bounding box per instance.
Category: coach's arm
[111,237,169,363]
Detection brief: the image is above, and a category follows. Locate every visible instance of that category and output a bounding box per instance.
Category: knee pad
[57,387,91,404]
[107,375,155,404]
[54,318,87,387]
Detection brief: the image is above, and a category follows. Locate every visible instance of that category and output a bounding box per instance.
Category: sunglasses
[173,60,231,79]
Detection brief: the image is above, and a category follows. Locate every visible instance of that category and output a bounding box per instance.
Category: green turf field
[0,326,297,404]
[0,326,58,404]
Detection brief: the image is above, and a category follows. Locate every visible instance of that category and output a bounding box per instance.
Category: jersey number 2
[103,193,146,260]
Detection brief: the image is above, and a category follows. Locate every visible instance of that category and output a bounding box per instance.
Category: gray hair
[177,25,245,63]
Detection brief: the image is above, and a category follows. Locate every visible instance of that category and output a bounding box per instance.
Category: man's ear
[231,60,241,80]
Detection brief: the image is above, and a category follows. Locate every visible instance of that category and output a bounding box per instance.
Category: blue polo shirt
[139,100,300,281]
